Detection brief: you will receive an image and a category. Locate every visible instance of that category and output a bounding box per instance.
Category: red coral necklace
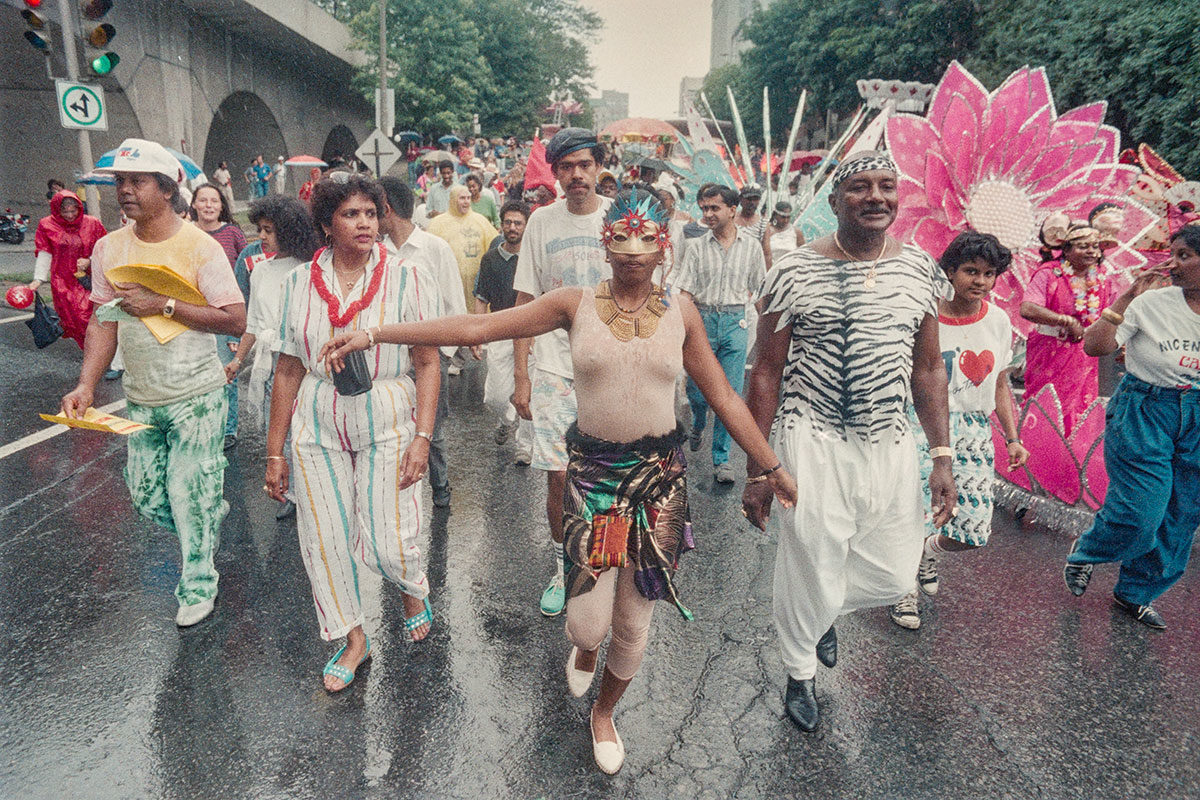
[309,243,387,328]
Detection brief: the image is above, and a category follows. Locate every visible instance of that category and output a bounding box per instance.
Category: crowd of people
[32,119,1200,775]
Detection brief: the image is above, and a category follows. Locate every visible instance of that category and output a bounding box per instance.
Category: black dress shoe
[816,624,837,668]
[784,677,819,733]
[1113,594,1167,630]
[1063,538,1092,596]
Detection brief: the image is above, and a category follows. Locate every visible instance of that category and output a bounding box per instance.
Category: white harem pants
[291,374,429,641]
[771,419,924,680]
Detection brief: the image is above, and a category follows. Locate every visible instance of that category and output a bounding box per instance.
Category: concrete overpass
[1,0,372,224]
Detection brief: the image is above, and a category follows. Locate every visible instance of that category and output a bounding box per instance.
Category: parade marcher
[212,161,236,210]
[224,196,320,518]
[263,174,441,692]
[1063,227,1200,630]
[743,151,956,733]
[427,160,457,217]
[61,138,246,627]
[379,177,466,508]
[474,200,534,464]
[511,128,612,617]
[1019,219,1116,434]
[596,169,619,199]
[298,167,321,206]
[191,183,247,450]
[254,156,272,198]
[889,230,1029,630]
[320,187,797,774]
[674,183,766,484]
[28,190,106,348]
[765,200,803,269]
[466,172,501,228]
[734,183,765,239]
[272,156,287,195]
[426,184,499,315]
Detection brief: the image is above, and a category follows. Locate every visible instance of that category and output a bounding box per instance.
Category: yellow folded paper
[106,263,208,345]
[40,408,153,434]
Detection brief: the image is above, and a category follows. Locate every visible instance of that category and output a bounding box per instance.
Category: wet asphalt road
[1,310,1198,800]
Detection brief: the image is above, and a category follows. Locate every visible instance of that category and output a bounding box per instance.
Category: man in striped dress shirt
[673,183,767,484]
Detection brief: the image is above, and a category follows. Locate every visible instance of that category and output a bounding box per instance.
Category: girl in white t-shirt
[892,231,1031,630]
[1063,226,1200,630]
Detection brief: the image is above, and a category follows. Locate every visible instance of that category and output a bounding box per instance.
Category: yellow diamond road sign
[56,80,108,131]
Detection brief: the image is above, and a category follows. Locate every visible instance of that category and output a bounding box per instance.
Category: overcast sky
[578,0,713,118]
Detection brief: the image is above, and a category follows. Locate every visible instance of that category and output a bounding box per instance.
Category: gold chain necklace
[595,280,668,342]
[833,232,888,289]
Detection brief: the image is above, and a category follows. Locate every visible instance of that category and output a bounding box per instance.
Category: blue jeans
[685,306,748,465]
[427,354,451,491]
[1067,376,1200,605]
[216,335,239,437]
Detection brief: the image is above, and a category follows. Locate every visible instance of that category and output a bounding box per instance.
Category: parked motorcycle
[1,209,30,245]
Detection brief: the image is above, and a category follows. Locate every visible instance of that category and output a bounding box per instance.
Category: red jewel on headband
[308,242,388,328]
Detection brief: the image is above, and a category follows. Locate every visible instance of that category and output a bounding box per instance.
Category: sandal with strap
[323,634,372,692]
[404,597,434,641]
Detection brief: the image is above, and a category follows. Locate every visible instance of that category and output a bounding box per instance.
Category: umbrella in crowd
[787,149,829,171]
[395,131,421,143]
[438,134,463,147]
[421,149,458,164]
[76,171,115,186]
[284,155,327,167]
[599,117,680,144]
[95,146,203,179]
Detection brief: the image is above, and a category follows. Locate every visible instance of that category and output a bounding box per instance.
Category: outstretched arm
[321,287,579,372]
[679,295,796,517]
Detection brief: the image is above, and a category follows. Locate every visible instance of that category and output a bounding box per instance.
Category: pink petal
[885,116,942,185]
[977,103,1013,180]
[912,217,958,260]
[1025,141,1078,190]
[1006,106,1054,178]
[926,60,989,132]
[1022,386,1083,505]
[941,94,983,192]
[1030,140,1104,195]
[1057,101,1107,130]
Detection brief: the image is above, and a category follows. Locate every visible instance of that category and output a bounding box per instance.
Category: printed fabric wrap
[563,424,696,620]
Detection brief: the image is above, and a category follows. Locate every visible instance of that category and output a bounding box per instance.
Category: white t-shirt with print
[512,196,611,379]
[939,301,1014,414]
[1116,287,1200,388]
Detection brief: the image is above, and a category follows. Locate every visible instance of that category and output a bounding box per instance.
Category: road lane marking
[0,313,34,325]
[0,398,127,461]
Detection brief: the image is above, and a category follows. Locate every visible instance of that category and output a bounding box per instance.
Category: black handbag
[25,294,63,348]
[332,349,373,396]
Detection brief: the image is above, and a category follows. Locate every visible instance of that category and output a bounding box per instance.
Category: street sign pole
[56,1,99,216]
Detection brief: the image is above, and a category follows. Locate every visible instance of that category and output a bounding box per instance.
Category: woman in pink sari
[27,191,107,348]
[1019,221,1115,434]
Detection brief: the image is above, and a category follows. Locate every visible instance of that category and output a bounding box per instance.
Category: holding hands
[319,330,372,373]
[740,466,799,531]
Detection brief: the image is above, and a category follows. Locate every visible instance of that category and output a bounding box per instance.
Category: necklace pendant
[864,276,877,289]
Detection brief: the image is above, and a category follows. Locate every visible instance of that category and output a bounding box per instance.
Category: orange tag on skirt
[589,512,630,568]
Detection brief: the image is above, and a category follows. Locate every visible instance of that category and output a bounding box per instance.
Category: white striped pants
[291,375,428,641]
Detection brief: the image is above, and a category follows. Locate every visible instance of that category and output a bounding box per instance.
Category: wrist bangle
[746,474,769,484]
[929,446,953,460]
[367,327,378,347]
[754,462,782,478]
[1005,437,1021,445]
[414,430,433,442]
[1100,308,1124,325]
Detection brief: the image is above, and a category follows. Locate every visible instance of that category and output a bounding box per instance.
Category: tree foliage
[714,0,1200,176]
[343,0,599,138]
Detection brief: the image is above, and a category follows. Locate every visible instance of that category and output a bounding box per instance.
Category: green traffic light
[90,51,119,74]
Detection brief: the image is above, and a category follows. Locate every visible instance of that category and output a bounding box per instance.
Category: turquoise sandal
[323,634,371,691]
[404,597,433,641]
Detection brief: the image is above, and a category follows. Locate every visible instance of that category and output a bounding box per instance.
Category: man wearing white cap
[61,138,246,628]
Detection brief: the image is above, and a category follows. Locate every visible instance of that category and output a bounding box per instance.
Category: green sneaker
[540,574,566,616]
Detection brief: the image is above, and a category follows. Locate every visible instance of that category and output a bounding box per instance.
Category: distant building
[679,77,704,116]
[589,89,630,132]
[711,0,761,69]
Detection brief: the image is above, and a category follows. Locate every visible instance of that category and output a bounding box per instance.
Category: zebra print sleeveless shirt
[758,243,943,444]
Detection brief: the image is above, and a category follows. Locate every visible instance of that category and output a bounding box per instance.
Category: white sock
[924,534,950,556]
[555,545,565,581]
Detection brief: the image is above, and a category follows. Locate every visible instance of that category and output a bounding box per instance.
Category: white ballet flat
[590,707,625,775]
[566,645,596,698]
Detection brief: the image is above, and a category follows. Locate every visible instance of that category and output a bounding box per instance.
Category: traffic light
[80,0,118,74]
[90,52,119,74]
[21,0,50,51]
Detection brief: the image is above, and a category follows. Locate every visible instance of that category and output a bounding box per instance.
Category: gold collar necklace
[833,232,888,289]
[595,281,667,342]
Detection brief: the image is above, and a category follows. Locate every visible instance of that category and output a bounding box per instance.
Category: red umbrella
[284,155,328,167]
[787,149,829,171]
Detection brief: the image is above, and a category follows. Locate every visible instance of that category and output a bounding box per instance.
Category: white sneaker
[889,590,920,630]
[514,446,532,466]
[175,595,216,627]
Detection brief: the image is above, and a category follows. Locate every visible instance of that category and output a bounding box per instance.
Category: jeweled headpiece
[1064,223,1100,246]
[601,187,671,254]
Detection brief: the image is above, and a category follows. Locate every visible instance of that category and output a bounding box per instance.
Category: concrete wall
[1,0,370,226]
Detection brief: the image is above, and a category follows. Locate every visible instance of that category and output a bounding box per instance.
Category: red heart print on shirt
[958,349,995,386]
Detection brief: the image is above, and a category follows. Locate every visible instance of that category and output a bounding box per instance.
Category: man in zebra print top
[742,151,957,733]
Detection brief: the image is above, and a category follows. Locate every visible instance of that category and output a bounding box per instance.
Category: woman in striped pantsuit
[265,174,441,692]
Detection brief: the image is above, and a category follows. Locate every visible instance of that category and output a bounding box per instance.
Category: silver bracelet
[414,430,433,442]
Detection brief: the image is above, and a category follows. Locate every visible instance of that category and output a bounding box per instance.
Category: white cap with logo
[96,138,185,184]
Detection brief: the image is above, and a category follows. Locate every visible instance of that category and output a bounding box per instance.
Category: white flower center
[964,180,1036,251]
